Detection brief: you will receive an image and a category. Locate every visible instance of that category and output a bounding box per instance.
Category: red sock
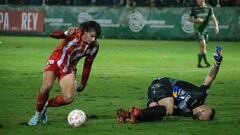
[36,92,49,112]
[47,95,68,107]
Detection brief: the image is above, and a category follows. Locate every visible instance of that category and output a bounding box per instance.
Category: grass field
[0,36,239,135]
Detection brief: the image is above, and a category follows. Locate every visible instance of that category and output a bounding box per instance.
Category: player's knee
[63,93,75,104]
[166,107,173,115]
[162,105,173,115]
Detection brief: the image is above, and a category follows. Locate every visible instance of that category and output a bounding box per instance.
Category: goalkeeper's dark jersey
[147,77,209,115]
[189,4,214,32]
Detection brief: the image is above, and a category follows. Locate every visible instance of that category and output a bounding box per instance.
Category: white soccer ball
[67,109,86,127]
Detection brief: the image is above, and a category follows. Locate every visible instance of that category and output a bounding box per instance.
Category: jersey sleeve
[50,30,66,39]
[50,27,80,40]
[199,85,210,91]
[198,85,209,97]
[64,28,80,41]
[80,43,99,86]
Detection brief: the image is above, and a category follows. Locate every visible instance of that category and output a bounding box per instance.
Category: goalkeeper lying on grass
[117,46,223,123]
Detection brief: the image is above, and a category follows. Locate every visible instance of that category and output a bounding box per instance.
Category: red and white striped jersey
[46,28,98,85]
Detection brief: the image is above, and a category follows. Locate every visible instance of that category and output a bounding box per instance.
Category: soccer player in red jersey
[28,21,101,125]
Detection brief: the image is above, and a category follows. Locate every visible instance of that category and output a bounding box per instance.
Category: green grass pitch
[0,36,239,135]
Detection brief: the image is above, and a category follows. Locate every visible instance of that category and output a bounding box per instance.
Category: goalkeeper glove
[214,45,223,66]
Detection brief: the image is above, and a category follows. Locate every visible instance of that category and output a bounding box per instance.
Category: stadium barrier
[0,5,239,40]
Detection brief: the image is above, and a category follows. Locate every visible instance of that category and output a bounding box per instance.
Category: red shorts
[44,59,75,80]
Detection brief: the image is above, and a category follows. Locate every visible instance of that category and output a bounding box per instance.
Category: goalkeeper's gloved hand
[214,45,223,66]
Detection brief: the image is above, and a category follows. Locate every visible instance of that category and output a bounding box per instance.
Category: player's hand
[214,45,223,65]
[64,27,77,37]
[77,84,85,92]
[195,18,204,23]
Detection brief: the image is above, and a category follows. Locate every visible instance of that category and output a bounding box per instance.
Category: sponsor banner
[42,6,240,40]
[0,6,239,40]
[0,9,44,32]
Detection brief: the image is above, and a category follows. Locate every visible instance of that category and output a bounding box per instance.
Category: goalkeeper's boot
[129,107,142,124]
[28,114,40,126]
[117,108,130,123]
[40,103,48,124]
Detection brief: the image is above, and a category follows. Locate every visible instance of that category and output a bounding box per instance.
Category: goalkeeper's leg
[116,106,166,124]
[130,106,166,124]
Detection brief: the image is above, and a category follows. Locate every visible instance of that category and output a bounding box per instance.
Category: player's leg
[197,32,205,68]
[198,38,210,67]
[198,41,204,68]
[40,73,77,124]
[124,99,171,124]
[157,97,174,115]
[129,80,173,123]
[128,98,173,124]
[202,32,210,67]
[130,102,168,124]
[117,79,171,124]
[116,90,158,124]
[116,103,167,124]
[28,71,56,126]
[47,73,77,107]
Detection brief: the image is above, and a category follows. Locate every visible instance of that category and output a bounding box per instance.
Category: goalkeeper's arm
[202,46,223,87]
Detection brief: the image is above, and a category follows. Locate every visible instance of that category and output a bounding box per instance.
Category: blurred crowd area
[0,0,239,7]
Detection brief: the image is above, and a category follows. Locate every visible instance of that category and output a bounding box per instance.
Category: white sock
[43,101,48,110]
[35,112,40,117]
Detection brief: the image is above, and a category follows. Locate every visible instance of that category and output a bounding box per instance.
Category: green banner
[0,5,240,40]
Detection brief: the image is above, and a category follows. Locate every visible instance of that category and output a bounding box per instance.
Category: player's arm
[211,14,219,34]
[188,16,195,23]
[189,16,204,24]
[77,42,99,92]
[50,27,78,39]
[202,46,223,87]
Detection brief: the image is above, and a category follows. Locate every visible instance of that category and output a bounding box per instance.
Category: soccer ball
[67,109,86,127]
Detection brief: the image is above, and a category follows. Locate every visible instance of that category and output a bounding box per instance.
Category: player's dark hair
[209,108,216,120]
[79,21,101,38]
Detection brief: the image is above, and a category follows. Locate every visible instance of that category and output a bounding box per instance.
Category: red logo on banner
[0,10,44,32]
